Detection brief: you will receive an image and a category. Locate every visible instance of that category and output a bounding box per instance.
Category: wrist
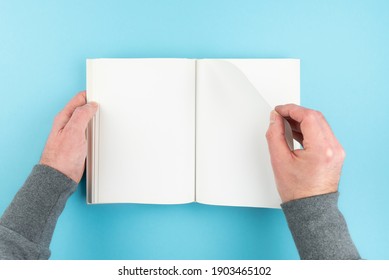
[279,186,338,203]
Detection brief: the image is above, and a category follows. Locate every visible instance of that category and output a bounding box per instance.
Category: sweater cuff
[281,192,360,260]
[281,192,340,223]
[0,164,78,247]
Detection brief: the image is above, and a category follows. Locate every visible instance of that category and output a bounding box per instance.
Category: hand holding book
[40,91,98,183]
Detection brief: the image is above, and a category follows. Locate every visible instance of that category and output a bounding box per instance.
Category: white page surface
[87,59,195,204]
[196,59,299,208]
[222,59,300,107]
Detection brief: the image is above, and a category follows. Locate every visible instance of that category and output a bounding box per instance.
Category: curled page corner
[202,59,273,109]
[212,59,294,152]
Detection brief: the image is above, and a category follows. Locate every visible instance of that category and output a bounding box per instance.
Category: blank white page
[196,59,299,208]
[87,59,195,204]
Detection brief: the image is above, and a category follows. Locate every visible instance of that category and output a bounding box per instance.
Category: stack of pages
[86,58,299,208]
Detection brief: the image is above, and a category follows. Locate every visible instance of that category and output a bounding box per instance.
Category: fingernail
[270,110,276,124]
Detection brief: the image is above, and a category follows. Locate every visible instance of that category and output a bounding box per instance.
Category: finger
[275,104,307,123]
[53,91,87,131]
[65,102,98,134]
[266,110,293,165]
[275,104,335,150]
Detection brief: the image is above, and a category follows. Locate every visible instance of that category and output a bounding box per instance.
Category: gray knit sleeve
[0,164,77,259]
[281,192,360,260]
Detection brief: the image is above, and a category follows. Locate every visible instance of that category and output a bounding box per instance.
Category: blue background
[0,0,388,259]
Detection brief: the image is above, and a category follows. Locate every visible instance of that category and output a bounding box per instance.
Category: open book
[86,58,299,208]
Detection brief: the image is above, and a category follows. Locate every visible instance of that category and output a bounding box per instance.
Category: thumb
[266,110,292,165]
[66,102,99,132]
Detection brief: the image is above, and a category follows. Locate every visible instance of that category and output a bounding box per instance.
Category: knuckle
[73,106,82,114]
[322,144,346,164]
[316,111,326,122]
[307,110,320,119]
[304,110,326,124]
[314,110,324,118]
[325,147,334,159]
[73,107,87,119]
[304,110,317,120]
